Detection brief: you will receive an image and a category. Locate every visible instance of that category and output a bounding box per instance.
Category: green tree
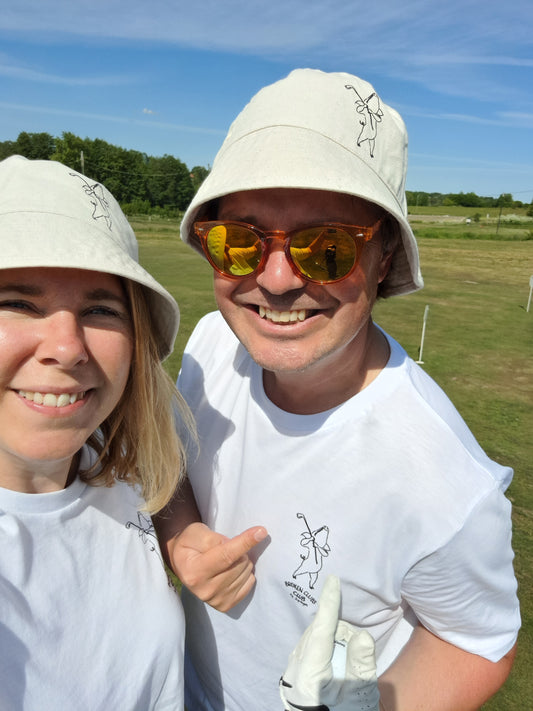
[0,140,17,160]
[146,155,194,210]
[457,192,482,207]
[13,132,55,160]
[190,165,209,193]
[496,193,513,208]
[51,132,90,173]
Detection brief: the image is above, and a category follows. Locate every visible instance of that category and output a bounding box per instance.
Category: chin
[250,347,320,375]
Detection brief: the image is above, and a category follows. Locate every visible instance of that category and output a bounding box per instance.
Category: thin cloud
[398,105,528,128]
[2,1,532,107]
[499,112,533,129]
[3,1,531,57]
[0,62,136,86]
[411,151,533,171]
[0,101,226,135]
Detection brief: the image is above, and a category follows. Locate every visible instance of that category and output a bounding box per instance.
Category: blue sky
[1,0,532,202]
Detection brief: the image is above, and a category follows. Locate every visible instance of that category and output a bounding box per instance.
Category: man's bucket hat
[181,68,423,297]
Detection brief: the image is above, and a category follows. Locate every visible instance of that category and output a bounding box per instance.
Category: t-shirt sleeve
[402,487,520,661]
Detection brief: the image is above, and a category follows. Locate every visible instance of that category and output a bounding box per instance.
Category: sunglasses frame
[193,218,384,284]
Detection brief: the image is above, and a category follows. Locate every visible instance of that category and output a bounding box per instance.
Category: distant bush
[412,226,530,241]
[122,201,182,219]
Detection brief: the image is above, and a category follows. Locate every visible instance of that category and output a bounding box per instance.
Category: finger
[345,628,378,682]
[313,575,341,637]
[177,522,230,553]
[179,544,255,607]
[180,526,266,601]
[215,526,268,567]
[295,575,341,668]
[205,564,258,612]
[189,526,266,579]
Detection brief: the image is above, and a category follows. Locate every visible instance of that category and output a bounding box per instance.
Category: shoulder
[179,310,250,389]
[187,310,232,345]
[183,311,237,364]
[376,328,513,494]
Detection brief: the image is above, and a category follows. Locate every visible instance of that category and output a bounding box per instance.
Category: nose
[36,311,89,368]
[255,239,306,295]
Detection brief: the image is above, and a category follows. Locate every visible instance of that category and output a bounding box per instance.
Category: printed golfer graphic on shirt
[292,512,331,590]
[345,83,384,158]
[70,173,113,230]
[126,513,176,588]
[126,512,161,557]
[126,512,156,545]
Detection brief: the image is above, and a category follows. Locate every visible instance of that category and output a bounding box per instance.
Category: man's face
[213,188,391,378]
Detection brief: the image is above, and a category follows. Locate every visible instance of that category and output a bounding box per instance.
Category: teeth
[19,391,85,408]
[259,306,307,323]
[57,394,71,407]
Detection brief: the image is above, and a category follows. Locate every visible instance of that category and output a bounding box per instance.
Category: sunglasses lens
[290,227,358,282]
[206,225,261,276]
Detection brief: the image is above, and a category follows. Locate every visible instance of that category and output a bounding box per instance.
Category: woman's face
[0,267,133,491]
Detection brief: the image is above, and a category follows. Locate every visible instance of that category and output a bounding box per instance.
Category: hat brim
[2,211,179,360]
[182,125,423,297]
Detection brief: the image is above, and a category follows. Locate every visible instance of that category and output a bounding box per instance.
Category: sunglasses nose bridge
[253,231,308,290]
[261,229,290,243]
[262,231,302,272]
[260,231,293,262]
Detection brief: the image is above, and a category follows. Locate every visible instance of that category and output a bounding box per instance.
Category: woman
[0,155,195,710]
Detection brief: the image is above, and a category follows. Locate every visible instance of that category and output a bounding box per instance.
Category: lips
[18,391,86,408]
[258,306,308,323]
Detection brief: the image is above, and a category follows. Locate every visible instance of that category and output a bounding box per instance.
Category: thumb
[217,526,269,566]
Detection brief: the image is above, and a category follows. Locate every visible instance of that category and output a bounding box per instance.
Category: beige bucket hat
[181,68,423,297]
[0,155,179,359]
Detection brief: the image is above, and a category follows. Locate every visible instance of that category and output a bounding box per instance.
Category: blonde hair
[82,279,196,513]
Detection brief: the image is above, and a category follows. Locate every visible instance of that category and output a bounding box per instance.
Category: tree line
[406,191,525,210]
[1,131,531,214]
[0,131,209,217]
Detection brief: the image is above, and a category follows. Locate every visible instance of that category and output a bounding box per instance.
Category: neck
[0,452,80,494]
[263,322,390,414]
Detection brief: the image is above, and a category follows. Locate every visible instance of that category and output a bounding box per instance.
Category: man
[157,69,520,710]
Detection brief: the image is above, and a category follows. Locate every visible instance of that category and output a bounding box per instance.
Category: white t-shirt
[179,311,520,711]
[0,447,185,711]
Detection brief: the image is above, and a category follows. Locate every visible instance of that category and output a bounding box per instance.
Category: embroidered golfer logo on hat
[70,173,113,230]
[345,84,384,158]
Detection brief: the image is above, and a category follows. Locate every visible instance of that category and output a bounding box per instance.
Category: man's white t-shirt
[179,311,520,711]
[0,447,185,710]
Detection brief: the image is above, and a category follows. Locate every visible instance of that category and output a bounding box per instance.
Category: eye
[0,299,39,314]
[87,305,117,316]
[84,304,130,321]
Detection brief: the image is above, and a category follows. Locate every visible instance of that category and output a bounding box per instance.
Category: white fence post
[416,305,430,364]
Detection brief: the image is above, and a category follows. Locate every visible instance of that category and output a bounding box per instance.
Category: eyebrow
[85,288,127,304]
[0,283,43,296]
[218,212,257,224]
[0,284,126,304]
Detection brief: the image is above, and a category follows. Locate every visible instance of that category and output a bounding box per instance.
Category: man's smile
[258,306,309,323]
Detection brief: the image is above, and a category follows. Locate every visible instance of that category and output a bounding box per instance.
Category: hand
[280,576,380,711]
[170,522,268,612]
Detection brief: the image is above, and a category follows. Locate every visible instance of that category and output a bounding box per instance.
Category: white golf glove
[279,576,380,711]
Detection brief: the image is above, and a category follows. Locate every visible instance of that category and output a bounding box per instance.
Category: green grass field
[132,216,533,709]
